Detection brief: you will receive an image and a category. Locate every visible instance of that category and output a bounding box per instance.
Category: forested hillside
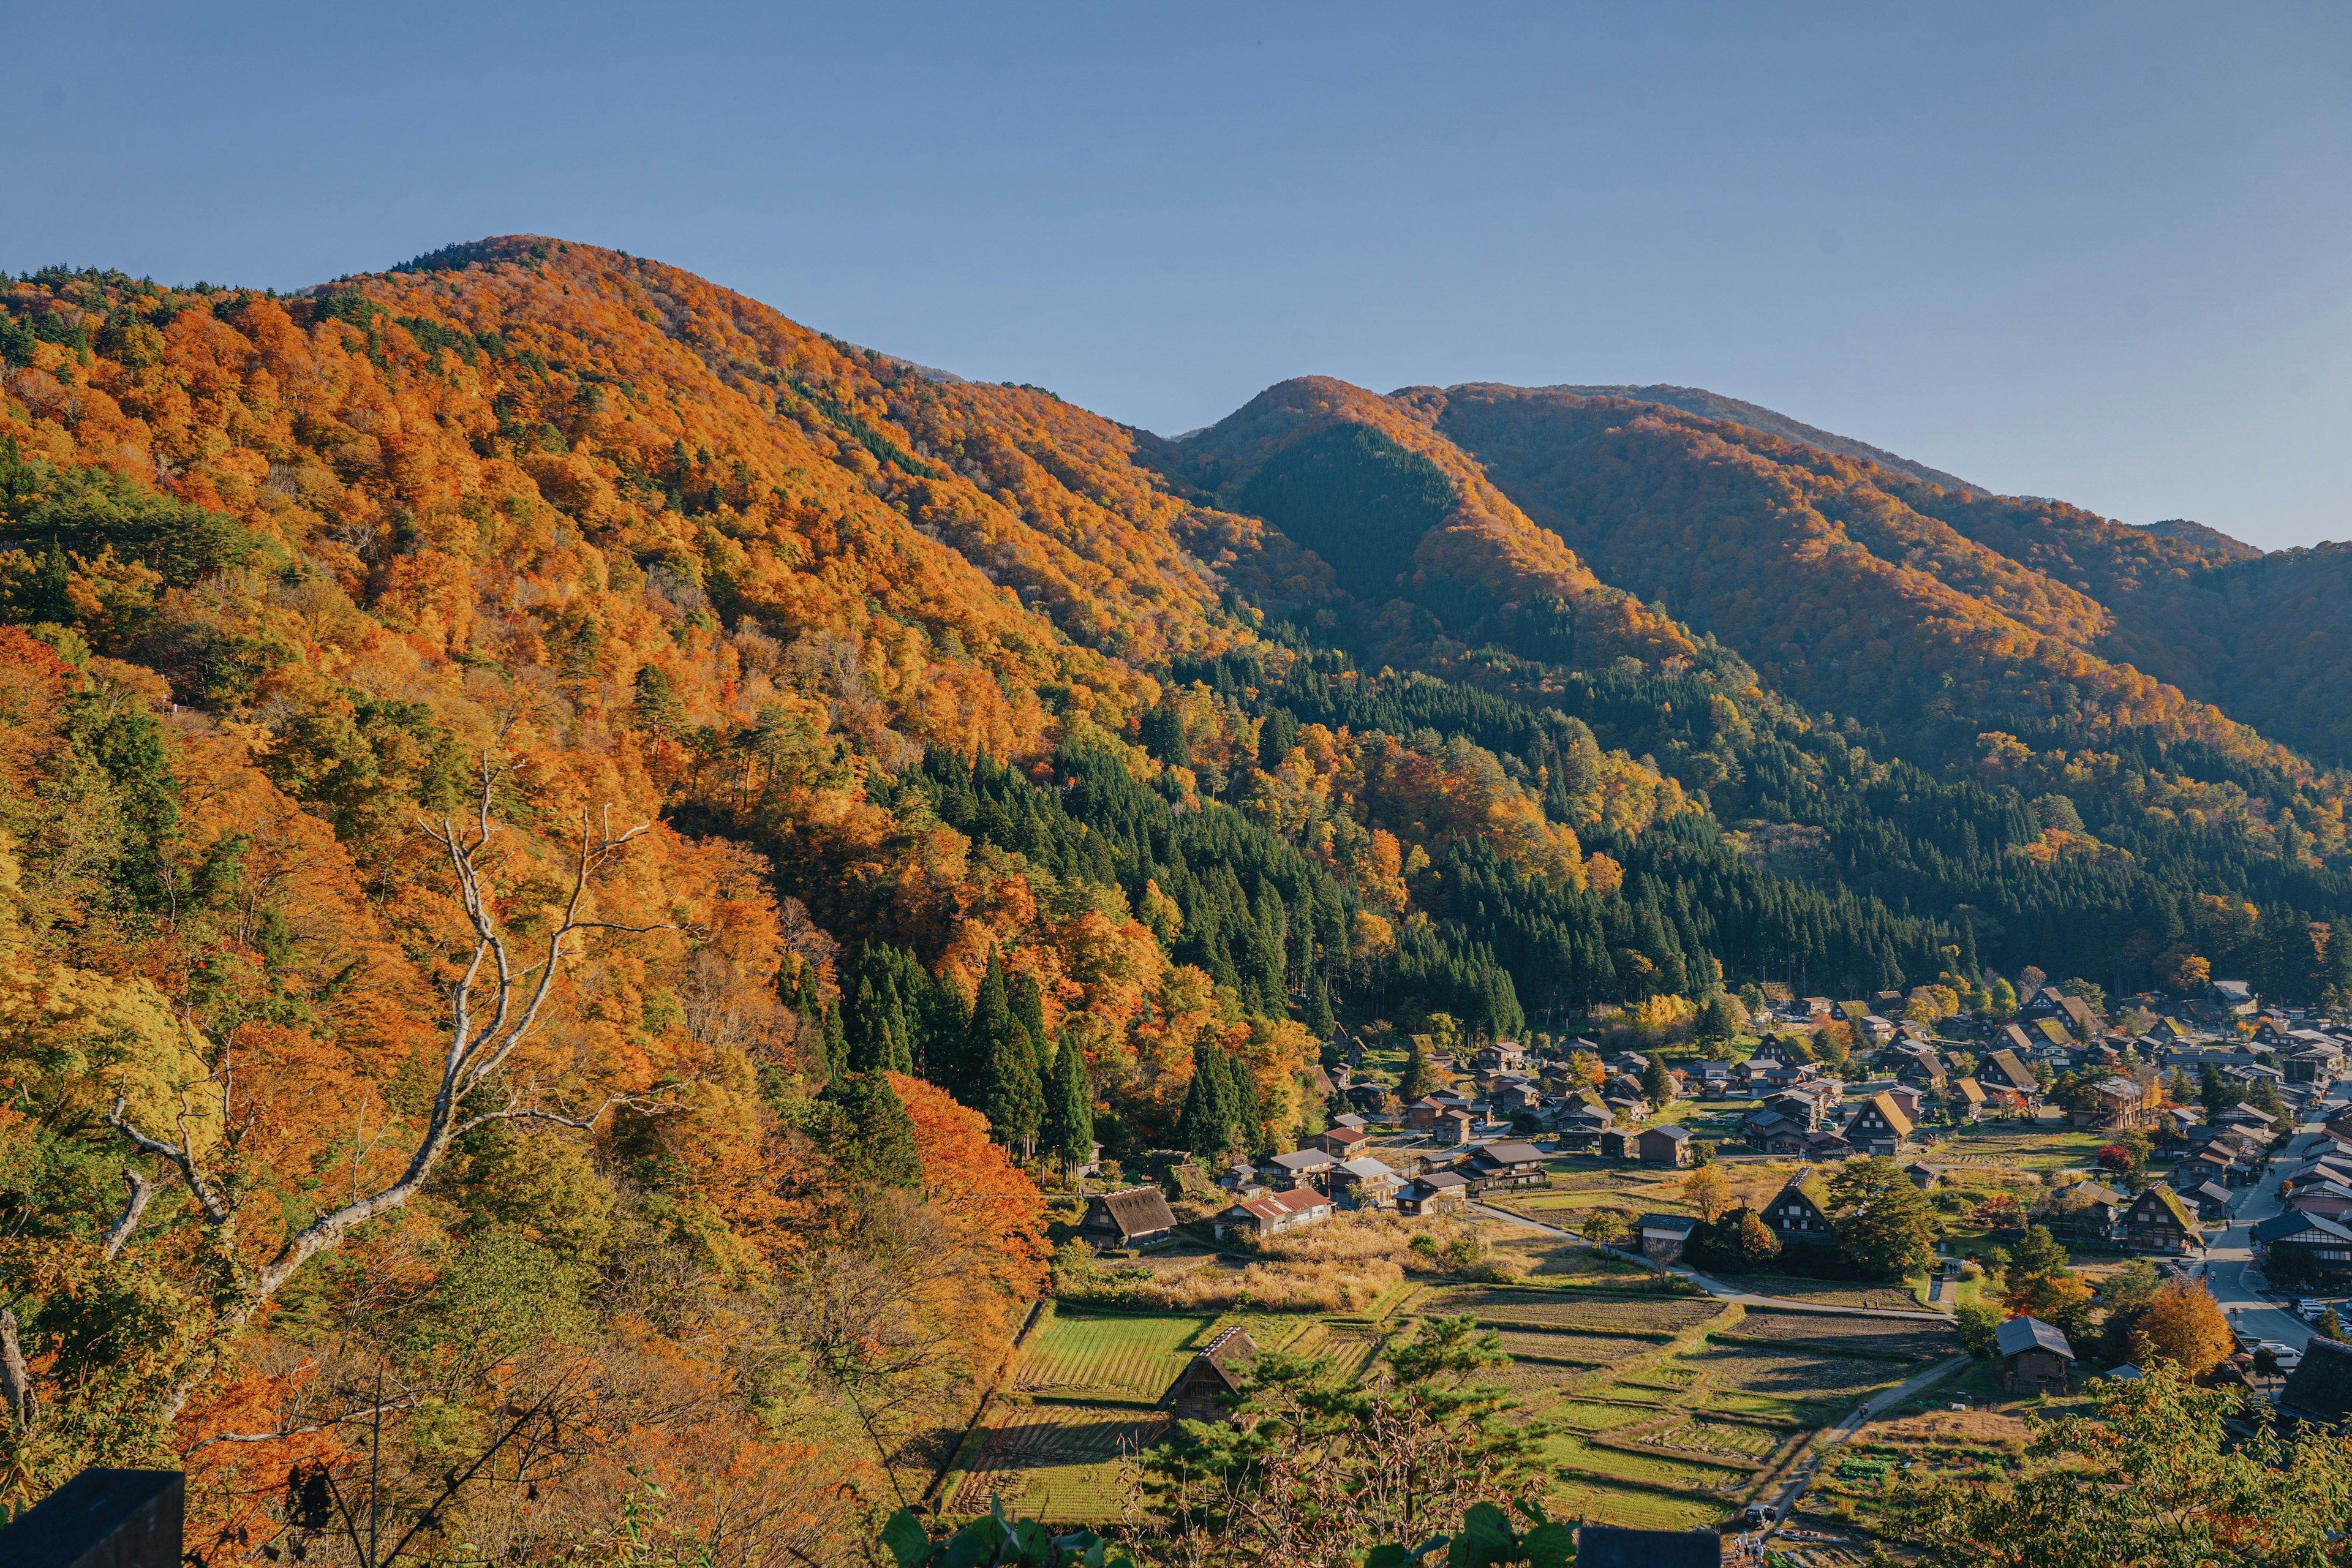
[1,236,2348,1564]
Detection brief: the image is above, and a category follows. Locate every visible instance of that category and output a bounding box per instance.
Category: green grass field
[1011,1310,1217,1404]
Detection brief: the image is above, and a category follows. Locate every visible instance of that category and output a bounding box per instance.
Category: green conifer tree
[816,1071,922,1188]
[1042,1031,1095,1182]
[1398,1038,1441,1104]
[1178,1047,1234,1160]
[1224,1050,1264,1156]
[970,951,1044,1156]
[1306,978,1336,1038]
[822,1001,848,1082]
[846,974,890,1074]
[1012,968,1050,1074]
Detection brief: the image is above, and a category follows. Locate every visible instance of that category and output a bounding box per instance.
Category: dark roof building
[1397,1170,1471,1215]
[2280,1335,2352,1426]
[1996,1314,2074,1395]
[1575,1523,1721,1567]
[2118,1185,2205,1254]
[1162,1326,1259,1422]
[1764,1166,1838,1247]
[1635,1124,1694,1166]
[1079,1186,1179,1249]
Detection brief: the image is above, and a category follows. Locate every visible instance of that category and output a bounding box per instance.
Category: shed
[1996,1314,2074,1395]
[1635,1124,1694,1167]
[1637,1212,1698,1262]
[1079,1186,1178,1250]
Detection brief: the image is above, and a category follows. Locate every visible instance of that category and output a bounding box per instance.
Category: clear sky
[7,3,2349,549]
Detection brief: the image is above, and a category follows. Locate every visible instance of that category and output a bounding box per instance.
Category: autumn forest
[3,236,2350,1564]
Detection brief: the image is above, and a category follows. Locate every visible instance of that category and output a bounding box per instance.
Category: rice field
[948,1404,1164,1523]
[1731,1311,1960,1360]
[1485,1327,1662,1366]
[1548,1432,1750,1491]
[1544,1477,1730,1534]
[1012,1310,1215,1404]
[1438,1287,1725,1333]
[1711,1276,1926,1313]
[1639,1416,1792,1465]
[1547,1399,1673,1432]
[1678,1346,1911,1420]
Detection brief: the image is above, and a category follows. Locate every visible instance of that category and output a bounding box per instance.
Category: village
[946,973,2352,1564]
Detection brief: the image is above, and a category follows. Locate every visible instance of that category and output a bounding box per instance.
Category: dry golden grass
[1140,1257,1405,1311]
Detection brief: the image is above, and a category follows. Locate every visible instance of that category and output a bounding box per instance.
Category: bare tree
[99,747,674,1416]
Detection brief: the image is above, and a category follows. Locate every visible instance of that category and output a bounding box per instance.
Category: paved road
[2199,1085,2351,1353]
[1471,1203,1952,1322]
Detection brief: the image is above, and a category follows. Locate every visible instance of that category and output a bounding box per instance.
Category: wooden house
[2254,1210,2352,1275]
[1462,1139,1549,1190]
[1953,1077,1988,1121]
[1310,1126,1368,1159]
[1982,1048,2041,1107]
[2074,1075,2157,1131]
[2117,1184,2205,1254]
[1215,1185,1332,1241]
[1161,1326,1258,1422]
[1259,1147,1338,1192]
[1764,1166,1839,1249]
[1598,1127,1637,1160]
[2034,1178,2124,1241]
[1996,1315,2074,1395]
[2289,1180,2352,1223]
[1079,1186,1179,1250]
[1331,1155,1402,1209]
[1744,1110,1806,1155]
[1848,1091,1915,1156]
[1396,1170,1470,1215]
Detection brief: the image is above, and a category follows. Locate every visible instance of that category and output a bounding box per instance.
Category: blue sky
[7,2,2349,548]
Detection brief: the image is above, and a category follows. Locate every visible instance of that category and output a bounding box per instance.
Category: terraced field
[1011,1310,1215,1404]
[1548,1431,1749,1493]
[1485,1327,1662,1366]
[948,1404,1163,1523]
[1681,1346,1912,1420]
[1438,1287,1726,1333]
[1731,1311,1959,1360]
[1545,1477,1727,1534]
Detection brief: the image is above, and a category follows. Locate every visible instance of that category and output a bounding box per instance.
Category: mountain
[1545,382,1981,492]
[2137,517,2263,560]
[2,237,2348,1559]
